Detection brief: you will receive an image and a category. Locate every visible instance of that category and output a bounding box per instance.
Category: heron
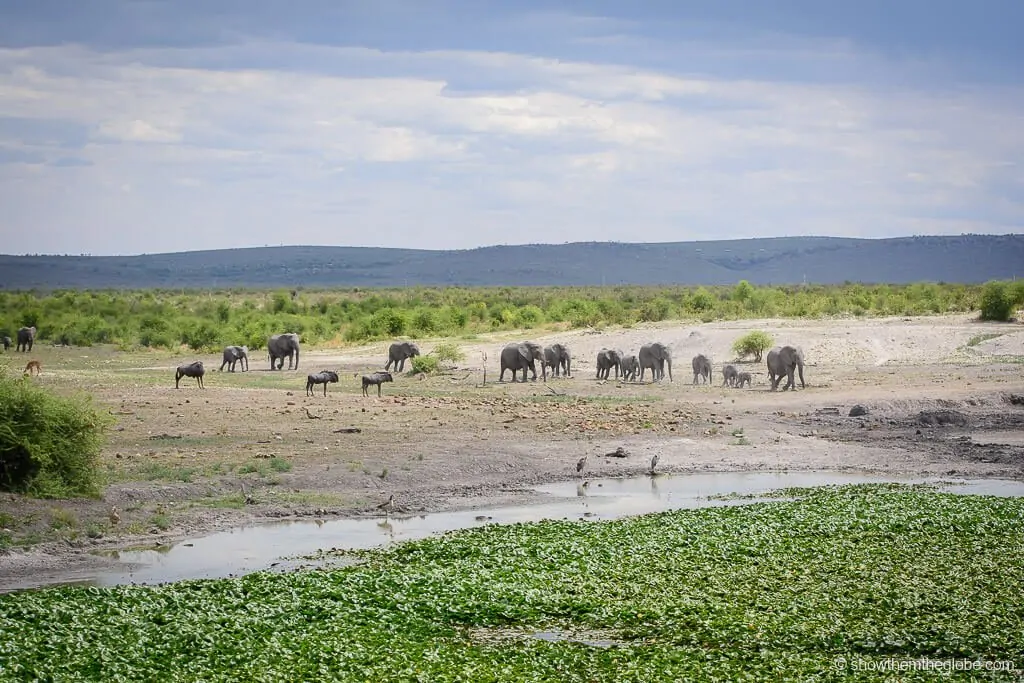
[576,455,588,476]
[376,493,395,517]
[649,454,659,475]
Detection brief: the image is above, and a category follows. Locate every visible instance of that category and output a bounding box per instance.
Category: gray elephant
[219,345,249,372]
[596,348,623,380]
[735,371,752,388]
[268,332,301,370]
[639,343,672,382]
[385,341,420,372]
[500,342,546,383]
[767,345,805,391]
[1,336,10,351]
[619,354,640,382]
[16,326,36,352]
[543,343,571,377]
[691,354,712,385]
[722,364,738,387]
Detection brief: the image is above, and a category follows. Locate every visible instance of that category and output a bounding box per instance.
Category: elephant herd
[175,332,804,394]
[496,339,806,392]
[1,326,37,353]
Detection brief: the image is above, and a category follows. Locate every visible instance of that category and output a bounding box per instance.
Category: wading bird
[649,454,659,475]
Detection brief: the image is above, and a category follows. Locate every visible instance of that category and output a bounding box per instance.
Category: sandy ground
[1,313,1023,587]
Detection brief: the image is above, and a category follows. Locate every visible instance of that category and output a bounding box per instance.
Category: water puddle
[4,472,1023,592]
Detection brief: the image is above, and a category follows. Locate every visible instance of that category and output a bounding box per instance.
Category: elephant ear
[518,346,531,361]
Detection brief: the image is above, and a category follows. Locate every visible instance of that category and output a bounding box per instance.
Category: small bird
[376,494,395,516]
[649,454,660,475]
[576,455,588,476]
[108,505,120,525]
[241,483,255,505]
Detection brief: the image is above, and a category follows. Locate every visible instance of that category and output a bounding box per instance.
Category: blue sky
[0,1,1021,255]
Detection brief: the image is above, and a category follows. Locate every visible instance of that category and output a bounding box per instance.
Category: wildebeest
[306,370,340,397]
[175,361,205,389]
[361,371,394,397]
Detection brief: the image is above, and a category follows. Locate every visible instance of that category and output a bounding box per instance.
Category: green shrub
[410,355,440,375]
[371,308,406,336]
[0,367,110,497]
[732,330,774,362]
[432,342,465,365]
[979,281,1014,321]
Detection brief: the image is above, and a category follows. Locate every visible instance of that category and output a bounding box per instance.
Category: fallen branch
[305,407,322,420]
[332,427,363,434]
[546,386,565,396]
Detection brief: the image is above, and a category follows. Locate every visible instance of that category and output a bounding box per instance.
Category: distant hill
[1,235,1021,290]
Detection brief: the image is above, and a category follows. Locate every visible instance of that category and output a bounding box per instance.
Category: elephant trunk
[665,358,672,382]
[797,361,805,388]
[294,347,300,371]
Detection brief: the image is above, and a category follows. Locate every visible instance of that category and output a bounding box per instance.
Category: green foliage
[732,330,774,361]
[0,282,999,350]
[410,355,440,375]
[432,342,465,365]
[979,280,1015,321]
[0,486,1021,679]
[0,367,110,497]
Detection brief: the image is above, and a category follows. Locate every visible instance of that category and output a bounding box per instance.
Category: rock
[915,410,971,428]
[1007,394,1024,406]
[849,404,869,417]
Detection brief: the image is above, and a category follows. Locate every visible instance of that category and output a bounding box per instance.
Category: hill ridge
[2,235,1021,289]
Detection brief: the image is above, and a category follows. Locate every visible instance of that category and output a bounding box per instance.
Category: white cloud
[0,33,1021,255]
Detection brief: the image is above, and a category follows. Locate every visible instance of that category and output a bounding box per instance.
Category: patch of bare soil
[2,314,1022,588]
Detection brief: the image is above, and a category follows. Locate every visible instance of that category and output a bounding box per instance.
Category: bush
[410,355,439,375]
[732,330,774,362]
[0,367,110,497]
[979,281,1015,321]
[432,342,465,365]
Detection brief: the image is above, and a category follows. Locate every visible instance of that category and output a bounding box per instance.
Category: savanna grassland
[1,281,1023,679]
[2,280,1021,353]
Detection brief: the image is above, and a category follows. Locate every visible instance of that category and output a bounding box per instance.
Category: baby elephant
[175,361,205,389]
[306,370,339,397]
[735,371,752,388]
[362,371,394,397]
[1,336,10,351]
[722,364,739,387]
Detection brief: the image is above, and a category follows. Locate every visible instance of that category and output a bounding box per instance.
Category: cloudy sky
[1,1,1022,255]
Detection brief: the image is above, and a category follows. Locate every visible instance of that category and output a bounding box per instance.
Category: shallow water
[4,471,1023,592]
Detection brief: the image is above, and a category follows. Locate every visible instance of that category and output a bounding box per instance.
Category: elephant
[219,345,249,372]
[596,349,623,380]
[691,354,712,385]
[175,361,205,389]
[639,343,672,382]
[268,333,301,371]
[543,343,571,377]
[307,370,339,397]
[16,326,36,352]
[619,354,640,382]
[1,336,9,351]
[385,341,420,372]
[767,345,805,391]
[500,342,546,383]
[735,372,752,388]
[722,364,738,387]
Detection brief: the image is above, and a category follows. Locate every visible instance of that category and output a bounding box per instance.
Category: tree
[732,331,774,362]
